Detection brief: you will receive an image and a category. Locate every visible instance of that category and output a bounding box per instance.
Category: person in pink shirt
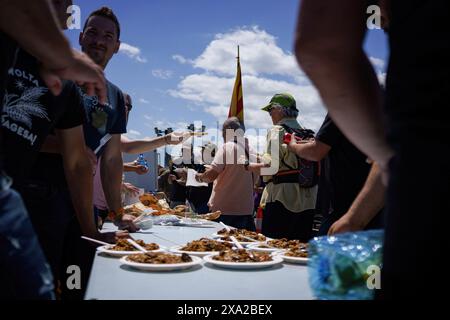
[196,117,257,230]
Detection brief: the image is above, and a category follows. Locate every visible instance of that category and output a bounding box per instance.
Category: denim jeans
[0,174,54,299]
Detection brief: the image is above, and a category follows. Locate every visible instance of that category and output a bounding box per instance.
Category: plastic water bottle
[136,154,149,171]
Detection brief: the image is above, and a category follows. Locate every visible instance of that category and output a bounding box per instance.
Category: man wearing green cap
[254,93,318,241]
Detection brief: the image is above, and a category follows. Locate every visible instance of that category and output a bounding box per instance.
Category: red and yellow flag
[228,46,244,124]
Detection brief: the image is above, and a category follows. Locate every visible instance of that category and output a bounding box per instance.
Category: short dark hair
[83,6,121,40]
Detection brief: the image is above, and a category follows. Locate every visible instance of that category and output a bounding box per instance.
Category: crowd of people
[1,0,446,300]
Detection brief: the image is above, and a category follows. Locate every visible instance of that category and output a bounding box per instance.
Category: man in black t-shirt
[0,0,109,300]
[0,34,17,108]
[1,2,126,297]
[295,0,447,298]
[288,114,384,235]
[1,46,124,277]
[0,32,56,301]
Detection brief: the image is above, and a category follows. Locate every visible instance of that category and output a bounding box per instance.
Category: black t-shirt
[30,79,128,187]
[386,0,449,143]
[0,33,17,111]
[1,48,84,187]
[316,114,371,217]
[0,33,18,172]
[79,80,127,156]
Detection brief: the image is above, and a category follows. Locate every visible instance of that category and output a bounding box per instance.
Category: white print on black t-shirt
[77,86,112,135]
[8,67,39,87]
[2,77,50,146]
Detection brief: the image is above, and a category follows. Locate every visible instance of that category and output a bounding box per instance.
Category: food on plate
[260,238,307,250]
[151,209,172,216]
[139,193,158,206]
[172,210,221,221]
[217,228,266,241]
[200,211,221,221]
[157,199,170,210]
[212,249,272,263]
[219,235,255,242]
[127,252,192,264]
[173,205,188,213]
[285,247,308,258]
[110,239,159,252]
[124,203,149,217]
[180,238,233,252]
[139,194,221,219]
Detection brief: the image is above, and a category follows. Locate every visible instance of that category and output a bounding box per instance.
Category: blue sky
[65,0,389,157]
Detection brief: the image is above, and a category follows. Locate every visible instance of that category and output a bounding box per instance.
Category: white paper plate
[246,243,285,253]
[120,255,202,271]
[97,245,165,257]
[203,254,283,270]
[169,245,221,257]
[278,253,309,265]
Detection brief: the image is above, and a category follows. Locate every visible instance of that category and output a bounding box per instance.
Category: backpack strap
[279,124,298,171]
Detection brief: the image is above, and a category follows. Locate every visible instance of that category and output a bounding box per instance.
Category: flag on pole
[228,46,244,124]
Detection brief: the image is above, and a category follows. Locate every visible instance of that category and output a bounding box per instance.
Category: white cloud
[125,129,142,139]
[369,57,387,86]
[119,43,147,63]
[152,69,174,80]
[192,26,306,81]
[153,120,190,131]
[377,72,387,86]
[172,54,194,65]
[369,56,385,70]
[144,114,152,120]
[129,129,141,136]
[139,98,150,104]
[169,26,327,133]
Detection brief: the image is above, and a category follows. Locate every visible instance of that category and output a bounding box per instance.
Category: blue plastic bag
[308,229,384,300]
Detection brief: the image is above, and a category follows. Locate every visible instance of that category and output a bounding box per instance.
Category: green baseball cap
[261,93,298,112]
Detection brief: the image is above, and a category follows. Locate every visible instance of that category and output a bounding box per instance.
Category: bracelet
[107,207,125,221]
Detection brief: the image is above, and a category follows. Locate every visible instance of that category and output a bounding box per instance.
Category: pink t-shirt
[208,140,255,216]
[93,157,108,210]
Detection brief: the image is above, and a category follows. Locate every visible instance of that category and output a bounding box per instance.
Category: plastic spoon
[127,239,148,253]
[81,236,109,246]
[230,236,256,260]
[219,222,232,232]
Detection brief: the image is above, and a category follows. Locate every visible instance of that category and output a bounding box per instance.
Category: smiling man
[58,7,137,300]
[78,7,137,231]
[0,0,129,300]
